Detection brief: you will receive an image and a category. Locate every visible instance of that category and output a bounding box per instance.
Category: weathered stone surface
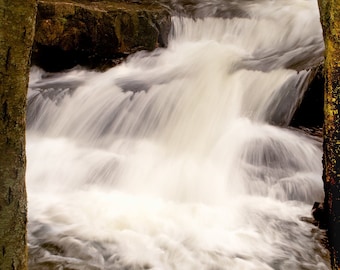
[318,0,340,268]
[0,0,37,269]
[32,0,171,71]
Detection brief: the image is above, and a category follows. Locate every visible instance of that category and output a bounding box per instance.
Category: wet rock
[32,0,171,71]
[28,220,154,270]
[290,65,324,129]
[312,202,328,230]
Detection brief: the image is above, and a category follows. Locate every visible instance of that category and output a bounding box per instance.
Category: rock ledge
[33,0,171,71]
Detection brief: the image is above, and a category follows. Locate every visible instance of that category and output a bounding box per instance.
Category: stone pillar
[318,0,340,268]
[0,1,37,269]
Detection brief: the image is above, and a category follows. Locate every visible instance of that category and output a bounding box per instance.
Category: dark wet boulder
[32,0,171,71]
[290,65,324,129]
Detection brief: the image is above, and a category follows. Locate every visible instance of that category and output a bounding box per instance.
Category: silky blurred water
[27,0,329,269]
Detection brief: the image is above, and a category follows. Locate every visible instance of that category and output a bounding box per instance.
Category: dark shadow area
[290,66,324,129]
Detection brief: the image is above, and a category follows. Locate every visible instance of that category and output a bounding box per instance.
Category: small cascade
[27,0,329,269]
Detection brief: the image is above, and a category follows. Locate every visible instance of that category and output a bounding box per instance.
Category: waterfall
[27,0,329,269]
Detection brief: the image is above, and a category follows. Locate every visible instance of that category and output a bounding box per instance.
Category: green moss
[58,17,68,24]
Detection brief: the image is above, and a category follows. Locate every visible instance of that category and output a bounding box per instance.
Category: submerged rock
[32,0,171,71]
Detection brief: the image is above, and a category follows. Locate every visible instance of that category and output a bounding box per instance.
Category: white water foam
[27,0,329,269]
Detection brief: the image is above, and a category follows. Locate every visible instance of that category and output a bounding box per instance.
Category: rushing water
[27,0,330,269]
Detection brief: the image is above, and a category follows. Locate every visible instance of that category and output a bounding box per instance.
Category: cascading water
[27,0,330,269]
